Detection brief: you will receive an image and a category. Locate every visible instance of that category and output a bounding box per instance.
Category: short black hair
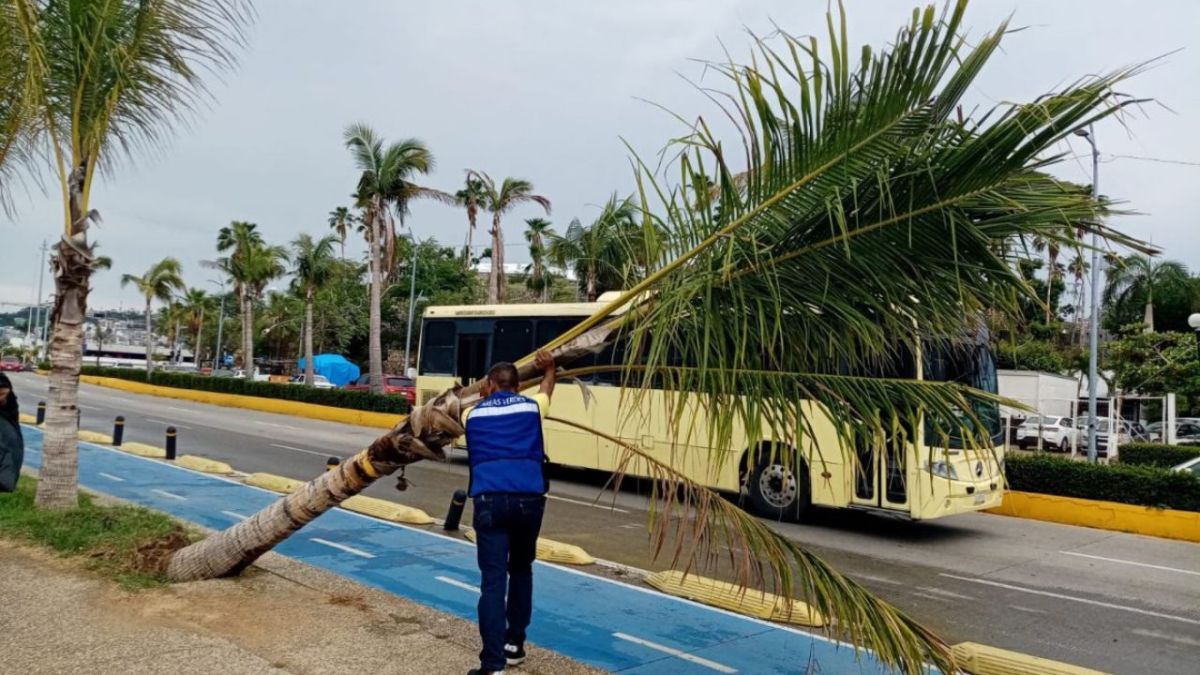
[487,362,519,390]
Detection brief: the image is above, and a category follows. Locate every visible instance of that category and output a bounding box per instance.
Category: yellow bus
[415,293,1005,521]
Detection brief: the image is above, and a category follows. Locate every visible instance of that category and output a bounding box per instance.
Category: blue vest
[466,392,547,497]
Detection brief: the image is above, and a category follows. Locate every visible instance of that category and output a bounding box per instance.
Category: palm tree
[121,259,185,374]
[456,175,488,268]
[547,194,640,301]
[1,0,250,509]
[344,123,450,394]
[523,218,555,302]
[215,221,259,369]
[327,206,355,259]
[179,288,212,368]
[1104,254,1190,332]
[469,171,551,303]
[1068,253,1090,345]
[291,233,338,385]
[168,5,1147,671]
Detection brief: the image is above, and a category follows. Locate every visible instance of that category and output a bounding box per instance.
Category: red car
[0,357,23,372]
[344,374,416,404]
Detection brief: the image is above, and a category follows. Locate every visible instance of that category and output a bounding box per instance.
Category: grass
[0,476,197,589]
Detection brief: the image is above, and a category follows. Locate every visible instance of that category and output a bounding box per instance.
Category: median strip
[462,528,595,565]
[951,641,1108,675]
[644,570,825,627]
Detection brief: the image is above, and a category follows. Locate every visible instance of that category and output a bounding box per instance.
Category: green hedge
[80,366,410,415]
[1006,453,1200,512]
[1120,443,1200,470]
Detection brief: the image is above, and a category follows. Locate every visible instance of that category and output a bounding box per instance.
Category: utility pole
[29,240,47,357]
[209,279,226,370]
[403,234,420,376]
[1076,125,1101,464]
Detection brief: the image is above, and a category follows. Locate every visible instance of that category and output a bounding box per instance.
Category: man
[465,350,556,675]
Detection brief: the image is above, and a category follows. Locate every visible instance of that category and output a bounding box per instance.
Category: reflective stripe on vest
[466,392,546,497]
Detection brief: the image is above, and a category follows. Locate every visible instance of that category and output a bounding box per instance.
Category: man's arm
[535,349,556,399]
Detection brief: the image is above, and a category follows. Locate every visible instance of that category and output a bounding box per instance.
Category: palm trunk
[144,298,154,374]
[587,268,598,303]
[304,288,315,386]
[464,210,476,268]
[368,210,384,395]
[195,307,205,370]
[166,317,622,580]
[494,214,506,303]
[243,295,255,376]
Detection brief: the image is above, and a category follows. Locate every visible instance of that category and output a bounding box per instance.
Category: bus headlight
[925,460,958,480]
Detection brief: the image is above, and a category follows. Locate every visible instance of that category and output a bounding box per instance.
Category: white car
[1171,455,1200,475]
[1016,415,1078,451]
[289,374,336,389]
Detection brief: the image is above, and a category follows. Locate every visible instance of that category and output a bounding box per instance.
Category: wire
[1103,154,1200,167]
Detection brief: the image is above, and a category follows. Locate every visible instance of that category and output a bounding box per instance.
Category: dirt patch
[327,591,371,612]
[90,528,192,577]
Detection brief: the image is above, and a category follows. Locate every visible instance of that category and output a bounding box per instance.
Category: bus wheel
[747,449,808,522]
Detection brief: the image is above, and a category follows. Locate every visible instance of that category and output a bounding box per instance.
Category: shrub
[1006,453,1200,512]
[1120,443,1200,470]
[80,366,410,415]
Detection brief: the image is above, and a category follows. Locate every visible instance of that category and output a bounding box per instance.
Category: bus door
[454,320,493,387]
[850,345,914,512]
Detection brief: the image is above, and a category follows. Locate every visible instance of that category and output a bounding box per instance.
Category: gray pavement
[11,372,1200,675]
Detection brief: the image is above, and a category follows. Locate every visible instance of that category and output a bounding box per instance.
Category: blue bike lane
[21,425,891,675]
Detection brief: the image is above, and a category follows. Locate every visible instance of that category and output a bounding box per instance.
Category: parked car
[1073,418,1135,455]
[344,374,415,403]
[1145,420,1200,444]
[1016,415,1078,451]
[0,356,22,372]
[1172,455,1200,475]
[288,374,336,389]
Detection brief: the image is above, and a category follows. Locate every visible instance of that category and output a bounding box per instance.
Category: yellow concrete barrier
[987,491,1200,544]
[951,641,1108,675]
[244,472,305,494]
[175,455,234,475]
[340,495,434,525]
[644,570,825,626]
[77,430,114,444]
[18,413,37,425]
[118,441,166,458]
[462,528,594,566]
[79,375,405,430]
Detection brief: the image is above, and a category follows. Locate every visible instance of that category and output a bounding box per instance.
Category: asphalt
[11,372,1200,675]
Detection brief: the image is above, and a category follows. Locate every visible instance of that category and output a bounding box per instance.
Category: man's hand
[535,350,556,398]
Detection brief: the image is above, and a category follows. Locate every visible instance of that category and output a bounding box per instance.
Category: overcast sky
[2,0,1198,310]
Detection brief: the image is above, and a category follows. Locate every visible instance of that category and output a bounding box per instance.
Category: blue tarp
[296,354,360,387]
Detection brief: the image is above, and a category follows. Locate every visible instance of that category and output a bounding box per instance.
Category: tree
[344,123,449,394]
[523,218,555,302]
[547,194,641,301]
[1067,253,1089,345]
[291,233,338,385]
[1103,254,1194,333]
[470,171,551,303]
[1106,328,1200,405]
[455,175,488,267]
[215,222,287,372]
[120,258,185,374]
[327,206,355,259]
[168,4,1146,671]
[1,0,250,509]
[179,288,212,368]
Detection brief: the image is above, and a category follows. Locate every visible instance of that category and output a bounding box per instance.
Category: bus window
[492,320,534,364]
[924,342,1002,447]
[419,321,456,375]
[534,319,578,348]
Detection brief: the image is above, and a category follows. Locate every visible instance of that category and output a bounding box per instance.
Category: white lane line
[547,493,630,513]
[916,586,975,601]
[146,418,192,429]
[612,632,738,673]
[1010,605,1047,615]
[151,489,186,501]
[167,406,192,413]
[1132,628,1200,647]
[1060,551,1200,578]
[311,537,375,559]
[256,421,288,429]
[435,575,481,594]
[98,472,124,482]
[77,404,101,411]
[912,592,951,603]
[272,443,338,458]
[854,573,902,586]
[940,574,1200,626]
[221,510,248,521]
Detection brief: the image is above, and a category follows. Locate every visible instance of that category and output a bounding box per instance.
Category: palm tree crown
[469,171,551,303]
[121,258,185,307]
[456,176,489,267]
[1104,254,1190,332]
[523,217,555,301]
[547,194,641,301]
[327,206,356,258]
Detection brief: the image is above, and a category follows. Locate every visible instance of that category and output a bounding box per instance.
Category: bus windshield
[923,342,1002,448]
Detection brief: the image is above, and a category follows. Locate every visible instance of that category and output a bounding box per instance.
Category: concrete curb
[76,430,114,444]
[341,495,434,525]
[463,528,595,566]
[644,570,824,627]
[988,491,1200,543]
[117,441,166,458]
[80,375,404,429]
[244,472,305,493]
[952,641,1109,675]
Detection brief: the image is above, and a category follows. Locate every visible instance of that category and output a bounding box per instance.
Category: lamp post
[208,279,226,371]
[1075,124,1101,464]
[402,234,421,376]
[1189,313,1200,360]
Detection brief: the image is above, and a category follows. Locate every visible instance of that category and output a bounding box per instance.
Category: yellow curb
[175,455,234,475]
[462,528,595,566]
[77,430,114,444]
[987,491,1200,544]
[80,375,405,430]
[118,441,166,458]
[18,413,37,424]
[245,472,305,494]
[952,642,1108,675]
[645,570,825,627]
[341,495,434,525]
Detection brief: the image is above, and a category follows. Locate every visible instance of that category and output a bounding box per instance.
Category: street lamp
[1189,313,1200,359]
[1075,124,1102,464]
[208,279,226,371]
[402,233,421,376]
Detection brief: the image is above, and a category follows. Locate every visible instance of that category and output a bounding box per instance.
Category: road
[11,372,1200,674]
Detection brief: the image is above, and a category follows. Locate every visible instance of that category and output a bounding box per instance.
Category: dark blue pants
[473,493,546,672]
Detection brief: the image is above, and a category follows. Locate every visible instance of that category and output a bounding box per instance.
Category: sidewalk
[0,538,596,674]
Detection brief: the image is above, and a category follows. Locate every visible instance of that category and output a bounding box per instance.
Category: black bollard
[112,416,125,447]
[36,401,46,425]
[443,489,468,531]
[325,457,339,472]
[165,426,177,460]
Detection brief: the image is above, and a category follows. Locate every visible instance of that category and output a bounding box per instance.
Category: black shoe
[505,643,526,666]
[467,669,504,675]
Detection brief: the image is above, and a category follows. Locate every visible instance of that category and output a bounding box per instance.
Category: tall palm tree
[523,217,555,302]
[1068,253,1090,345]
[1,0,250,509]
[291,233,338,385]
[168,5,1147,671]
[327,206,355,259]
[547,194,640,301]
[456,175,488,268]
[469,171,551,303]
[1104,254,1190,332]
[215,221,262,370]
[344,123,449,394]
[179,288,212,368]
[120,258,185,374]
